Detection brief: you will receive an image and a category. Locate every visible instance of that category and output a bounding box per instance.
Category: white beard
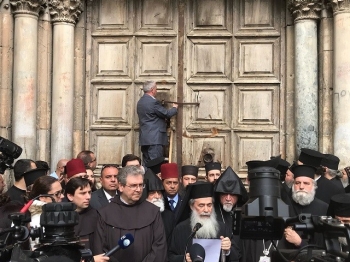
[190,209,219,239]
[222,203,234,212]
[292,186,316,206]
[148,198,165,212]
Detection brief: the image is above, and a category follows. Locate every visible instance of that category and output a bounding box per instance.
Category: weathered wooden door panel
[183,0,284,176]
[87,0,178,166]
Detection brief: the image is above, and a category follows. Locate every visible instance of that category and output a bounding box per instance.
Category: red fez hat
[66,158,86,179]
[160,163,178,179]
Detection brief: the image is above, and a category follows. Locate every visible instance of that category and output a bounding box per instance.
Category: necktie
[169,199,175,211]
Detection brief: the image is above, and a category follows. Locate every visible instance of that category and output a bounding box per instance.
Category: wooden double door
[86,0,285,177]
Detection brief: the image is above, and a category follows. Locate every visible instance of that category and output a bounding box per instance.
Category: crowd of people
[1,148,350,262]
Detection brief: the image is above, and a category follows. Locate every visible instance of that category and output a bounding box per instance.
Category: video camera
[231,166,350,262]
[0,202,93,262]
[0,136,22,174]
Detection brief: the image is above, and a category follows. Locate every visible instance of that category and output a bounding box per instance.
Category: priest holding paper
[168,182,241,262]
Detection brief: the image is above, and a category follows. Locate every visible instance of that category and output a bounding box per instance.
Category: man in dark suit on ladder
[137,80,178,165]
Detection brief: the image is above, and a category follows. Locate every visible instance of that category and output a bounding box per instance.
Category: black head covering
[205,162,221,174]
[23,168,47,186]
[175,181,214,225]
[246,157,280,172]
[298,148,323,168]
[144,169,164,192]
[145,157,168,174]
[214,166,248,205]
[290,165,316,179]
[181,165,198,177]
[321,154,340,170]
[327,193,350,217]
[273,157,291,181]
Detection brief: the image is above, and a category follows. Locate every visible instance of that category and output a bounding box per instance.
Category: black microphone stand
[183,224,202,262]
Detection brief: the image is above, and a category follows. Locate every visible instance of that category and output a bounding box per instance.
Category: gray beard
[190,210,219,239]
[148,198,165,212]
[285,180,294,188]
[292,187,315,206]
[222,203,234,212]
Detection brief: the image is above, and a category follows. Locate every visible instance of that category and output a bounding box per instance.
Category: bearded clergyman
[168,182,241,262]
[144,168,175,246]
[282,164,328,249]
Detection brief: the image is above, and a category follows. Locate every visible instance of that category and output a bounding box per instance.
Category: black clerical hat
[290,165,316,179]
[271,156,290,181]
[23,168,47,186]
[181,165,198,177]
[246,156,280,172]
[205,162,221,174]
[145,157,168,174]
[175,181,214,225]
[321,154,340,170]
[214,166,248,205]
[144,169,164,192]
[328,193,350,217]
[298,148,323,168]
[189,182,213,199]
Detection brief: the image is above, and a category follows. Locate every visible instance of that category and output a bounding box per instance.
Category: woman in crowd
[28,176,64,249]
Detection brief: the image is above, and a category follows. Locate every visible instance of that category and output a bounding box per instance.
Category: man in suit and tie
[90,164,119,210]
[161,163,182,219]
[137,80,178,165]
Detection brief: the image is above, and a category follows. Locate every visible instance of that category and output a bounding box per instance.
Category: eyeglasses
[49,189,65,198]
[124,184,145,190]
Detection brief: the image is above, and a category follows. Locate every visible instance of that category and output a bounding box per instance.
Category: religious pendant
[259,256,271,262]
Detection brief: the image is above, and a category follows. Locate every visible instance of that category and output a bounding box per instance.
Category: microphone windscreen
[118,233,134,249]
[189,243,205,262]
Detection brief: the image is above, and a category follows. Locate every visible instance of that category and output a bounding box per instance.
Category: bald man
[50,159,69,180]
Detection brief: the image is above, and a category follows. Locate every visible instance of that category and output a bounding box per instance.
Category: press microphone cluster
[189,243,205,262]
[103,233,134,257]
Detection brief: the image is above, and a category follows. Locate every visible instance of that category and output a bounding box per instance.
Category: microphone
[103,233,134,257]
[183,223,202,262]
[189,243,205,262]
[192,223,202,233]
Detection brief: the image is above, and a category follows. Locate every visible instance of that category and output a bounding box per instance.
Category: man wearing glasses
[77,150,97,171]
[93,165,167,262]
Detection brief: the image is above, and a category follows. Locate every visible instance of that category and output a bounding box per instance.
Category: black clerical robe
[93,196,167,262]
[168,218,241,262]
[161,209,175,246]
[316,176,344,204]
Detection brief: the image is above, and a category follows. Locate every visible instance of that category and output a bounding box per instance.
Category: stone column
[289,1,322,154]
[48,0,83,169]
[37,6,52,162]
[328,0,350,167]
[0,0,14,139]
[10,0,45,159]
[319,5,334,154]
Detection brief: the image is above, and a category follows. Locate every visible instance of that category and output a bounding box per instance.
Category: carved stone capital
[48,0,83,25]
[327,0,350,13]
[10,0,46,16]
[288,0,323,21]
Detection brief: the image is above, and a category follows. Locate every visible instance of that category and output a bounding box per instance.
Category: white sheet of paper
[192,239,221,262]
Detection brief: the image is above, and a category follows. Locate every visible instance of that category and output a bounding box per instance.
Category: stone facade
[1,0,350,178]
